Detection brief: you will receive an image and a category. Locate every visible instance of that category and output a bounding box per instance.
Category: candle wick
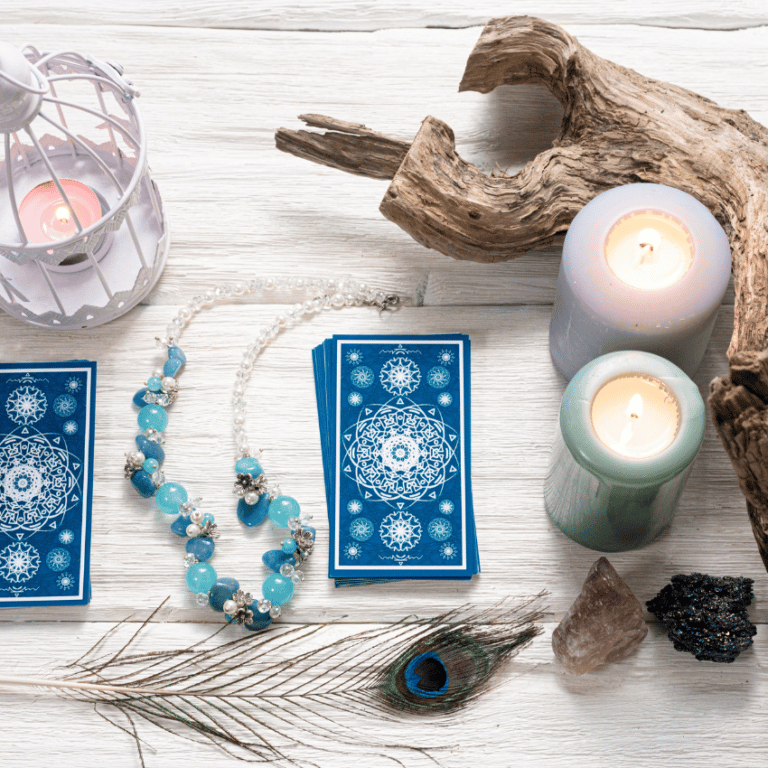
[637,243,653,265]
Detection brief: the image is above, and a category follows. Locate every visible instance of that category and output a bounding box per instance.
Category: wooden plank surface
[2,1,768,31]
[0,8,766,768]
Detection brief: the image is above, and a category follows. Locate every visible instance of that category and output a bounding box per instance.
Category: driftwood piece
[275,16,768,570]
[709,352,768,570]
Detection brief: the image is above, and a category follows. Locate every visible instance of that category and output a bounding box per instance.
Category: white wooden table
[2,4,767,766]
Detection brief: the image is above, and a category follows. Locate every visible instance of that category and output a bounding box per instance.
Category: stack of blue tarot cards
[312,334,479,585]
[0,361,96,606]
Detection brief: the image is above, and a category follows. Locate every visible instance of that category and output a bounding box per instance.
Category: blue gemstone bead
[186,562,217,593]
[156,482,188,514]
[186,537,215,562]
[244,611,273,632]
[164,358,182,377]
[235,456,263,475]
[147,376,162,392]
[203,512,215,525]
[282,539,298,555]
[138,404,168,432]
[171,514,191,537]
[262,549,295,573]
[237,495,269,527]
[136,434,165,463]
[130,470,155,498]
[268,496,300,528]
[262,574,294,605]
[142,458,159,474]
[133,388,149,407]
[208,577,240,612]
[168,346,187,364]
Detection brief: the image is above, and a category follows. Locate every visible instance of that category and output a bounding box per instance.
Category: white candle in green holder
[549,183,731,381]
[544,350,705,552]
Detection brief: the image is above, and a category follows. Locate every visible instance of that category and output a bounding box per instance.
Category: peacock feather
[0,596,545,766]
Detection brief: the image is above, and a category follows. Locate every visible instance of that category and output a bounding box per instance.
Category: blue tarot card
[0,361,96,606]
[328,335,478,579]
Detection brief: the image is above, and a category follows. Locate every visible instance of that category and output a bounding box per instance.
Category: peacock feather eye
[375,602,544,714]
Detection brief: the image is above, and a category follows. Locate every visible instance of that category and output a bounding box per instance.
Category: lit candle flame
[636,227,661,265]
[55,205,70,224]
[625,393,644,419]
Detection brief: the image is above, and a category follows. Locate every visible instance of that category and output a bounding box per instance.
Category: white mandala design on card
[379,510,422,552]
[350,366,375,389]
[0,429,81,535]
[343,400,458,505]
[343,542,362,560]
[439,542,457,560]
[0,541,40,583]
[5,386,47,425]
[349,517,374,541]
[57,572,75,590]
[379,357,421,396]
[53,394,77,418]
[428,518,452,541]
[426,366,451,389]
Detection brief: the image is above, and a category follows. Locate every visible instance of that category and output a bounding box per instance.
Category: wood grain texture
[3,1,768,31]
[0,12,765,768]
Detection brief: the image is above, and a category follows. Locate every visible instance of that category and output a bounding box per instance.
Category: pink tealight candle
[18,179,102,243]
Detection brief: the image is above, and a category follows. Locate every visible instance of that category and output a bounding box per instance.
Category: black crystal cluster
[646,573,756,663]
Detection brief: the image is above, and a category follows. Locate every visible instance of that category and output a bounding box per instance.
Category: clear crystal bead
[279,563,295,577]
[269,605,282,619]
[183,553,197,568]
[290,572,302,585]
[196,592,209,606]
[288,516,300,530]
[257,598,271,614]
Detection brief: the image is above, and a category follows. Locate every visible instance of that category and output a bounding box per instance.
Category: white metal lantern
[0,42,168,329]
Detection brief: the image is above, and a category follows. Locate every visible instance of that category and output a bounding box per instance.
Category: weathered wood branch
[275,114,408,180]
[276,15,768,358]
[276,15,768,571]
[709,351,768,570]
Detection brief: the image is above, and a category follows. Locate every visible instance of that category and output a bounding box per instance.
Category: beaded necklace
[124,278,400,630]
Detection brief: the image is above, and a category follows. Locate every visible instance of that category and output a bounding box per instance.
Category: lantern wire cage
[0,45,168,329]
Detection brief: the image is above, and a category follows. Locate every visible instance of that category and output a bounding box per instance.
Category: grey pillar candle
[544,351,705,552]
[549,184,731,381]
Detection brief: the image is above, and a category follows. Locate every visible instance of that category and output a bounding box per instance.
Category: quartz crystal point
[552,557,648,675]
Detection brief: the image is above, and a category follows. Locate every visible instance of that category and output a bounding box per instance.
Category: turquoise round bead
[235,456,263,475]
[202,512,215,525]
[156,482,188,514]
[186,562,217,593]
[268,496,300,528]
[262,573,294,605]
[147,376,162,392]
[281,539,297,554]
[138,404,168,432]
[142,458,159,474]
